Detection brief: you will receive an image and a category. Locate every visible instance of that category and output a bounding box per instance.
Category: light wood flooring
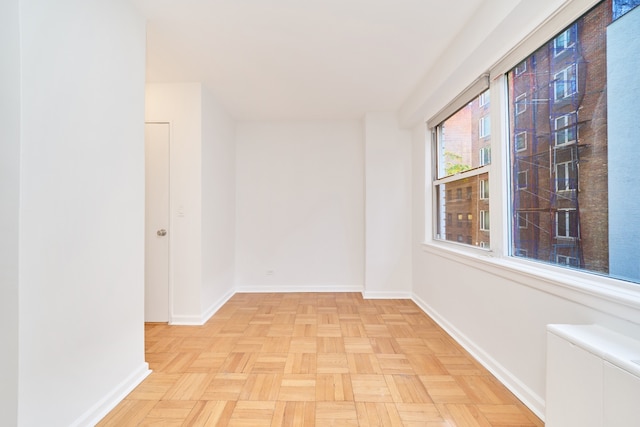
[99,292,544,426]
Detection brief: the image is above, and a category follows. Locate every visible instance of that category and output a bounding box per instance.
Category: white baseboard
[411,293,546,420]
[235,285,364,294]
[201,288,236,324]
[170,314,204,326]
[362,290,412,299]
[71,363,151,427]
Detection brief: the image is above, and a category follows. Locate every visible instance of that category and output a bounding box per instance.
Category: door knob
[157,229,167,236]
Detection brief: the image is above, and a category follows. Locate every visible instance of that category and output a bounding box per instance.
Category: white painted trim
[411,293,546,420]
[71,363,151,427]
[170,315,206,326]
[201,288,236,324]
[235,285,363,294]
[421,243,640,325]
[362,291,412,299]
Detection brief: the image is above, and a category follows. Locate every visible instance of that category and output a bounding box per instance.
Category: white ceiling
[132,0,485,121]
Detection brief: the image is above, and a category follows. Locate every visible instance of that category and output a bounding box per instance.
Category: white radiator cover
[546,324,640,427]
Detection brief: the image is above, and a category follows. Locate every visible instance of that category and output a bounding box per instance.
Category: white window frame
[479,90,490,107]
[480,210,490,231]
[517,170,528,189]
[555,113,577,146]
[555,161,575,192]
[515,132,527,151]
[554,27,575,56]
[479,115,491,138]
[479,179,489,200]
[557,254,579,267]
[555,209,576,238]
[517,212,529,229]
[554,64,578,101]
[479,146,491,166]
[515,60,527,75]
[515,93,527,115]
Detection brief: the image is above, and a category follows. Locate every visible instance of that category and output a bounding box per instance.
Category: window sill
[421,241,640,325]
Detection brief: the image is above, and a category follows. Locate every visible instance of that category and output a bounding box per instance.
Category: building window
[480,210,490,231]
[517,170,528,189]
[515,93,527,115]
[446,213,452,226]
[433,88,491,248]
[555,113,577,146]
[479,116,491,138]
[479,146,491,166]
[515,60,527,75]
[517,212,528,229]
[479,179,489,200]
[479,89,490,107]
[554,26,576,56]
[554,64,578,101]
[556,209,578,238]
[557,254,579,267]
[479,241,489,248]
[515,248,528,257]
[515,132,527,151]
[555,161,576,192]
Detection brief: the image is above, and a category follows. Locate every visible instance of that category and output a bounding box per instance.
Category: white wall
[235,121,364,291]
[18,1,148,426]
[0,0,20,424]
[201,89,237,316]
[146,83,236,323]
[364,113,412,297]
[407,0,640,419]
[146,83,203,322]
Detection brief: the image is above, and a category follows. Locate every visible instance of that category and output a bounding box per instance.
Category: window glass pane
[436,174,490,247]
[436,89,491,179]
[435,88,491,249]
[507,1,639,284]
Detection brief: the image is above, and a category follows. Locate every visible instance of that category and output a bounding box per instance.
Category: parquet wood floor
[99,293,544,426]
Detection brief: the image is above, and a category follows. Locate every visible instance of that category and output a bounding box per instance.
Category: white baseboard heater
[546,324,640,427]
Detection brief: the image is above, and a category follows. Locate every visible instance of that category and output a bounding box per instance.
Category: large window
[507,0,633,281]
[430,0,640,286]
[433,88,491,248]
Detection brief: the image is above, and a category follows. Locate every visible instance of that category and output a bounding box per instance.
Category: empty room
[2,0,640,426]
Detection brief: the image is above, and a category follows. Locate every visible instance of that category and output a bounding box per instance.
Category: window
[554,64,578,101]
[557,254,579,267]
[554,26,576,56]
[479,90,490,107]
[555,161,576,191]
[504,1,637,283]
[517,170,527,189]
[480,210,490,231]
[447,189,452,200]
[517,212,528,229]
[433,87,491,248]
[479,116,491,138]
[556,209,577,238]
[555,113,577,146]
[515,93,527,115]
[479,146,491,166]
[479,179,489,199]
[515,132,527,151]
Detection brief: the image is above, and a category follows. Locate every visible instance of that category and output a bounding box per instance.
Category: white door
[145,123,170,322]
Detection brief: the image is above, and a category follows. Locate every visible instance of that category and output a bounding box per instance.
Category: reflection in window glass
[434,89,491,248]
[507,1,638,280]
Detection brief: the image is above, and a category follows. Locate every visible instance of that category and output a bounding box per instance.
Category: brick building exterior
[509,0,611,272]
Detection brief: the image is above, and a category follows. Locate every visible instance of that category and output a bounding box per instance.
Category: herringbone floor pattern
[99,292,544,426]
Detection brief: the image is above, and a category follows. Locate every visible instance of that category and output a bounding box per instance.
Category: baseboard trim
[235,285,364,294]
[71,362,151,427]
[411,293,546,420]
[170,314,204,326]
[362,290,412,299]
[201,288,236,324]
